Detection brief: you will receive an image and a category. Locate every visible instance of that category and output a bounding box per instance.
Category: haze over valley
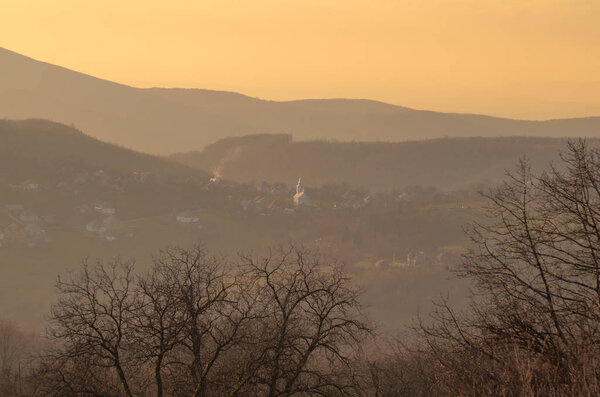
[2,1,600,393]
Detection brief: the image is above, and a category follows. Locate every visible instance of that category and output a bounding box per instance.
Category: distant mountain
[171,134,596,191]
[2,47,600,154]
[0,119,207,183]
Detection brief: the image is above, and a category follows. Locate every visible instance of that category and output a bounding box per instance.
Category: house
[73,173,90,185]
[42,214,56,224]
[339,191,367,209]
[176,211,200,223]
[131,172,151,182]
[86,219,107,233]
[19,211,39,224]
[407,251,425,266]
[293,178,310,206]
[4,223,27,240]
[388,253,411,268]
[20,180,39,191]
[94,170,110,184]
[103,215,125,231]
[395,192,408,202]
[25,224,45,238]
[94,202,116,215]
[241,196,268,212]
[76,204,90,214]
[270,183,289,195]
[5,204,24,212]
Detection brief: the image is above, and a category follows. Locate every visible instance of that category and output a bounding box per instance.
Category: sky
[2,0,600,119]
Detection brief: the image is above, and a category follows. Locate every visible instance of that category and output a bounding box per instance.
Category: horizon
[2,0,600,120]
[2,45,599,124]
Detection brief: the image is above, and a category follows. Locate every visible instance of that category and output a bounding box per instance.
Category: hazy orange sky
[2,0,600,119]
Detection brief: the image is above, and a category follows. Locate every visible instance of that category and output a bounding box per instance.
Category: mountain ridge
[3,46,600,155]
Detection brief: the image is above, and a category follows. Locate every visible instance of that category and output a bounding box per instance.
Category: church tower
[293,178,310,206]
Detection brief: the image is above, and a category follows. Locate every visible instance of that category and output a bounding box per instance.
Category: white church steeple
[293,177,310,206]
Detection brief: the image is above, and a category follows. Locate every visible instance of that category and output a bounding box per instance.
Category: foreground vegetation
[5,140,600,396]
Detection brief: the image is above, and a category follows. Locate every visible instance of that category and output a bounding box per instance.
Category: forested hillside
[0,119,206,183]
[171,134,588,190]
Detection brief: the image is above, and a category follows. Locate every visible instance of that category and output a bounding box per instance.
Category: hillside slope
[2,47,600,154]
[0,119,207,183]
[171,134,593,190]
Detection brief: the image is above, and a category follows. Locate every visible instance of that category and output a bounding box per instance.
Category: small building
[340,192,366,209]
[4,223,27,240]
[25,224,45,238]
[94,170,110,184]
[19,211,39,224]
[5,204,24,212]
[76,204,90,214]
[407,251,425,266]
[86,219,107,233]
[103,215,125,231]
[293,178,310,206]
[73,173,90,185]
[131,172,151,182]
[241,196,268,212]
[94,202,116,215]
[176,211,200,223]
[20,181,39,191]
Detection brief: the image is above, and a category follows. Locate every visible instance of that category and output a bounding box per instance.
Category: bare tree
[47,259,138,397]
[38,245,372,397]
[241,245,371,397]
[0,319,40,397]
[35,352,128,397]
[416,140,600,395]
[145,245,259,397]
[133,257,187,397]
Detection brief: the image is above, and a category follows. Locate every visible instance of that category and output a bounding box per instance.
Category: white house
[25,224,45,238]
[19,211,39,223]
[86,219,107,233]
[21,181,39,191]
[5,204,24,212]
[176,211,200,223]
[94,202,116,215]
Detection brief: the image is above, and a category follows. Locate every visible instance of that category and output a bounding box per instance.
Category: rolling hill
[2,47,600,155]
[171,134,595,191]
[0,118,207,183]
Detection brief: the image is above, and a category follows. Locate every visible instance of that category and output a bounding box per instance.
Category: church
[293,178,310,206]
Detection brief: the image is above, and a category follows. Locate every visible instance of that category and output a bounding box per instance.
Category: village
[0,163,475,274]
